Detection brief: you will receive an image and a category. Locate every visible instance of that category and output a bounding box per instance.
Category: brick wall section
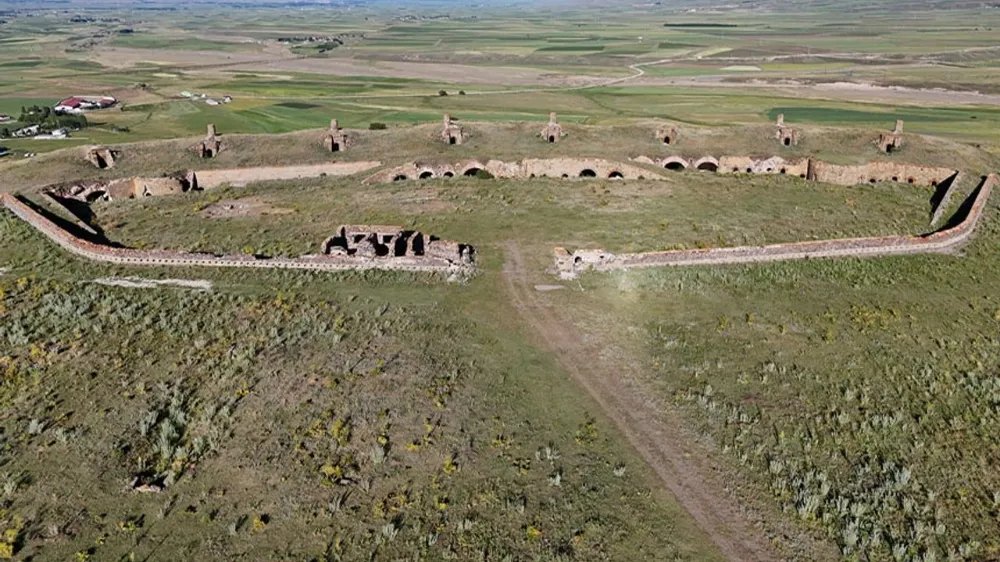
[557,174,994,278]
[1,193,470,274]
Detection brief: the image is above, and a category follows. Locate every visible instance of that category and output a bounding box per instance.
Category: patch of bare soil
[89,277,213,290]
[500,242,830,562]
[635,75,1000,106]
[353,187,458,215]
[89,46,607,87]
[199,197,294,219]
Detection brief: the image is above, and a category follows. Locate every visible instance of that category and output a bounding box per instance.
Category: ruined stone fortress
[1,112,993,280]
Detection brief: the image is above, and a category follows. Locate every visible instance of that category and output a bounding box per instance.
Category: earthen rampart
[192,161,381,188]
[554,174,994,278]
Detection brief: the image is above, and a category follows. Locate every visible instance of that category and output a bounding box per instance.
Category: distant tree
[438,90,448,96]
[369,122,387,130]
[0,128,8,138]
[458,90,466,95]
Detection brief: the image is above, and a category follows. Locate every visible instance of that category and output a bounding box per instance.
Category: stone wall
[811,161,954,187]
[1,193,475,274]
[553,174,994,279]
[650,155,953,186]
[366,158,659,184]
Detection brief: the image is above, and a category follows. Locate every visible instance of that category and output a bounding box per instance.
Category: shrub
[438,90,448,96]
[369,122,387,130]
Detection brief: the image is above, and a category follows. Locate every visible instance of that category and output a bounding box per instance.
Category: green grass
[0,204,723,562]
[561,204,1000,559]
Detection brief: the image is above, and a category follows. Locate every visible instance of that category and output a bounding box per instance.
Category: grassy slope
[0,216,723,561]
[551,196,1000,560]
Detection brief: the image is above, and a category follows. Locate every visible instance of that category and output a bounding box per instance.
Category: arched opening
[579,169,597,178]
[886,145,894,154]
[783,137,791,146]
[331,142,340,153]
[799,174,806,178]
[766,168,773,173]
[931,180,938,187]
[548,135,555,143]
[608,171,624,179]
[205,148,215,158]
[419,171,434,180]
[95,154,108,169]
[746,167,753,173]
[392,174,407,182]
[696,161,718,172]
[891,176,898,182]
[664,161,685,171]
[449,136,457,145]
[463,167,482,177]
[663,136,672,145]
[732,167,740,173]
[869,178,877,184]
[561,174,569,178]
[907,177,915,184]
[443,171,454,178]
[529,173,536,178]
[780,168,787,174]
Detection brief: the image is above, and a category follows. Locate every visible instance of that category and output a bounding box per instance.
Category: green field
[5,1,1000,560]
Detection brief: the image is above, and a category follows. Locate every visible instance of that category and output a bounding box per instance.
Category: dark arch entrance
[665,161,685,171]
[608,171,624,179]
[696,162,718,172]
[463,167,481,177]
[419,171,434,180]
[579,169,597,178]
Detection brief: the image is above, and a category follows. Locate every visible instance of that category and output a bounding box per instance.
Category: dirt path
[500,242,780,562]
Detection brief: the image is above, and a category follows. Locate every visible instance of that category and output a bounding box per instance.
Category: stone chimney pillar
[776,114,784,127]
[206,124,217,137]
[893,120,904,134]
[549,112,557,123]
[443,114,451,126]
[330,118,339,131]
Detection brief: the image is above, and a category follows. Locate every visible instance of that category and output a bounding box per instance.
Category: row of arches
[662,156,719,172]
[391,167,627,182]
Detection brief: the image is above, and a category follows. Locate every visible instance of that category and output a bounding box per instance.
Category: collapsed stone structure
[775,114,799,147]
[553,174,995,279]
[441,114,465,145]
[656,125,679,145]
[540,113,565,143]
[878,120,904,153]
[321,225,474,264]
[0,193,476,274]
[194,124,223,158]
[323,119,350,153]
[85,146,118,169]
[48,174,195,202]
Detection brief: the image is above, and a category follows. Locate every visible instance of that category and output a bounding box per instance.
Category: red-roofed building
[54,96,116,114]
